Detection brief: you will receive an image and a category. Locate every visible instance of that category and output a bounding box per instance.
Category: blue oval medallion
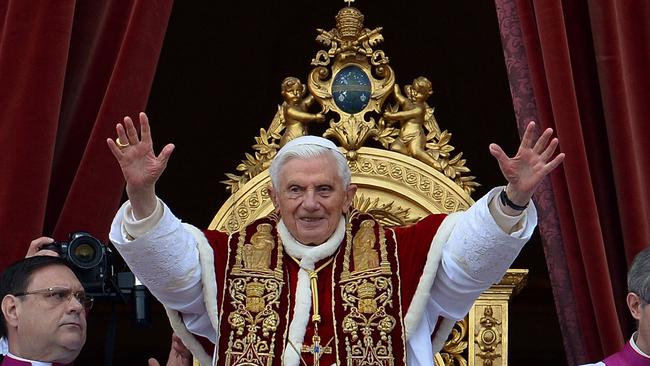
[332,65,371,114]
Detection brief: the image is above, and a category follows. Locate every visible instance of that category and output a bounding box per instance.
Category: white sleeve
[407,187,538,366]
[109,199,216,342]
[429,186,537,319]
[580,363,605,366]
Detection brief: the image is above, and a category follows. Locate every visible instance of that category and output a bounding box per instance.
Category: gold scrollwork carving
[352,195,416,227]
[440,318,468,366]
[248,194,260,209]
[474,306,502,366]
[324,113,379,157]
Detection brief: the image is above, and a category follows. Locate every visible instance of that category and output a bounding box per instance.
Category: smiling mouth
[300,217,323,223]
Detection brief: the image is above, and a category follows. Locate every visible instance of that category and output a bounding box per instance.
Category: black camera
[44,232,151,364]
[43,232,111,294]
[44,232,150,326]
[45,232,106,269]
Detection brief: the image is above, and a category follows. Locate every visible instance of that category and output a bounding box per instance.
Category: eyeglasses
[14,287,94,311]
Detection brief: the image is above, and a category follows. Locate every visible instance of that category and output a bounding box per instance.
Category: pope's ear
[267,185,280,214]
[343,184,358,212]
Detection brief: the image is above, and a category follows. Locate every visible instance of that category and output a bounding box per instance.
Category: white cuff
[123,198,164,239]
[488,186,526,234]
[446,187,536,282]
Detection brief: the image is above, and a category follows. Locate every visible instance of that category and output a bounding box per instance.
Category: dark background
[76,1,566,365]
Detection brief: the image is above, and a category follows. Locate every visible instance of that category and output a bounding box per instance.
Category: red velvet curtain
[495,0,650,363]
[0,0,173,269]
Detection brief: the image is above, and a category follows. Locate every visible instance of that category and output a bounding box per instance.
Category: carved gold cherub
[278,77,325,146]
[352,220,379,272]
[383,77,442,168]
[243,223,274,270]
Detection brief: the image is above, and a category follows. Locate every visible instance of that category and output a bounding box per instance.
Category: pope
[107,112,564,366]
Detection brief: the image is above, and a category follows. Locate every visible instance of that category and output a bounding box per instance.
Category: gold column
[467,269,528,366]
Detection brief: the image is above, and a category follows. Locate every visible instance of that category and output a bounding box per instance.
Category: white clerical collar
[631,332,650,359]
[278,216,346,263]
[277,215,346,366]
[7,352,53,366]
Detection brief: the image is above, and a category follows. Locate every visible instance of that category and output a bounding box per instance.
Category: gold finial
[344,0,355,6]
[335,6,364,39]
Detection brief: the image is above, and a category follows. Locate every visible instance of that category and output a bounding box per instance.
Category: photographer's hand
[107,112,175,219]
[25,237,59,258]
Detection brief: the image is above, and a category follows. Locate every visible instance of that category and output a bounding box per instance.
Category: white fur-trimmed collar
[278,216,346,262]
[163,223,217,366]
[404,213,459,342]
[278,216,345,366]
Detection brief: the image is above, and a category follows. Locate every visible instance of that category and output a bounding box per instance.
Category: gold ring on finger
[116,137,130,149]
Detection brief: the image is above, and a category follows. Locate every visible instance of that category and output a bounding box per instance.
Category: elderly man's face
[5,265,87,363]
[270,154,356,245]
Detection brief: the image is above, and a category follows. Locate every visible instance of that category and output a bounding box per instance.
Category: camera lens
[68,236,103,269]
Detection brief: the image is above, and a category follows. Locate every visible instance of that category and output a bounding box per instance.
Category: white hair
[269,143,351,189]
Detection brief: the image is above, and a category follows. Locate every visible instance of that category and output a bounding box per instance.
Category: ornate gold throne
[210,6,527,366]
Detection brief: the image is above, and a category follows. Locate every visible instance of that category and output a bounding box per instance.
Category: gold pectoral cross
[301,329,333,366]
[289,255,336,366]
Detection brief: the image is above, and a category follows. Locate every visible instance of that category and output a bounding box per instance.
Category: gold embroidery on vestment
[352,220,380,272]
[243,223,274,270]
[223,220,284,366]
[340,217,397,365]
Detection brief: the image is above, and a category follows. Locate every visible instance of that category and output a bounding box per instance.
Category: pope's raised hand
[488,121,565,207]
[107,112,174,219]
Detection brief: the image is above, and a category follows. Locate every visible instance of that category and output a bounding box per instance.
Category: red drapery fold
[495,0,650,363]
[0,0,173,269]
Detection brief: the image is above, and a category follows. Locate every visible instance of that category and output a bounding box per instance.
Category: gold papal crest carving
[222,6,479,195]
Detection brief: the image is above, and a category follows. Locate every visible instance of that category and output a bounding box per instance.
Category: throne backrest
[208,7,527,366]
[209,146,473,232]
[210,6,478,233]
